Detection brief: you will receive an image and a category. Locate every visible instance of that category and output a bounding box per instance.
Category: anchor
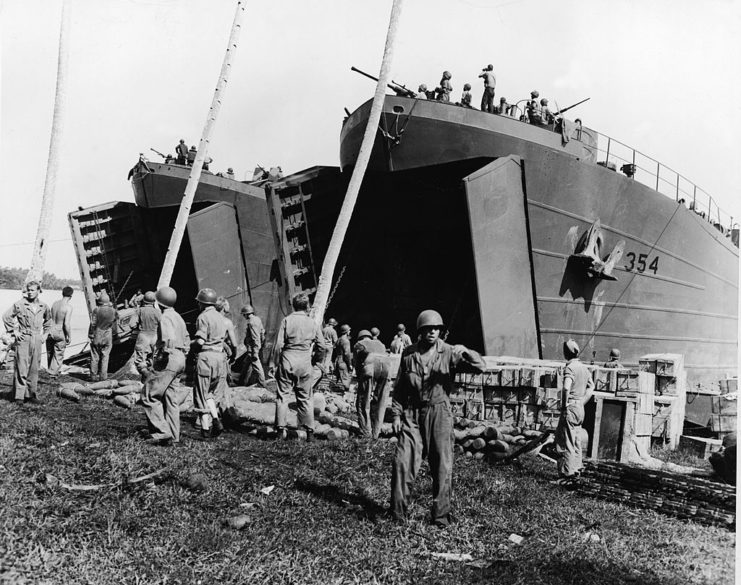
[570,219,624,281]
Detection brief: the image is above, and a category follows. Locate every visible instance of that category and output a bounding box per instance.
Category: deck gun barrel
[554,97,590,116]
[350,66,416,98]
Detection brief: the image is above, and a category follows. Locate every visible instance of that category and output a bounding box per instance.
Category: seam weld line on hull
[528,200,738,289]
[540,328,737,345]
[537,296,737,321]
[532,248,705,290]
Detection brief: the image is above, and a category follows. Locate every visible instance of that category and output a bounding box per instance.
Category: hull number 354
[624,252,659,274]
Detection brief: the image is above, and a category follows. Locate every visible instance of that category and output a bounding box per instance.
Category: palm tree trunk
[27,0,70,284]
[311,0,405,325]
[158,1,246,288]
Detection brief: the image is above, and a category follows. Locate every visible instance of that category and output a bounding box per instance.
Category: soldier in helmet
[526,90,541,124]
[390,323,412,354]
[370,327,381,341]
[269,293,326,440]
[141,286,190,445]
[459,83,473,108]
[390,309,486,527]
[88,291,118,382]
[192,288,227,438]
[322,317,339,374]
[603,348,623,369]
[435,71,453,102]
[334,323,353,392]
[416,84,429,99]
[175,139,188,165]
[555,339,594,484]
[540,98,556,125]
[130,291,161,378]
[478,64,496,112]
[353,329,391,439]
[238,303,266,387]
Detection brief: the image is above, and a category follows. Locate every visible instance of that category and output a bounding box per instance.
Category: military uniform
[555,358,594,478]
[240,313,266,387]
[334,333,353,391]
[132,303,161,376]
[46,297,72,375]
[353,336,390,438]
[273,310,325,433]
[141,306,190,442]
[89,301,118,381]
[193,306,228,431]
[3,297,52,401]
[391,340,485,525]
[390,332,412,354]
[321,323,338,373]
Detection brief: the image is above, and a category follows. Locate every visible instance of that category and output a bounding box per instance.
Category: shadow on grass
[293,477,387,522]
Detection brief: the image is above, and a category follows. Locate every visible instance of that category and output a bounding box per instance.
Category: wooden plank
[619,400,636,462]
[590,397,604,459]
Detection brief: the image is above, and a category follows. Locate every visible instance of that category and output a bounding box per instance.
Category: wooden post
[158,1,246,288]
[311,0,405,325]
[27,0,70,284]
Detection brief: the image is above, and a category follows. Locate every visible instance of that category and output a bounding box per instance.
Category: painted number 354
[624,252,659,274]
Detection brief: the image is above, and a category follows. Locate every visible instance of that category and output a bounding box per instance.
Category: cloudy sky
[2,0,740,279]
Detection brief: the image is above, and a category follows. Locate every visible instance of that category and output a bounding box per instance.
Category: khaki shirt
[245,314,265,351]
[563,358,594,406]
[3,298,52,337]
[132,305,161,333]
[195,306,227,350]
[158,308,190,352]
[353,338,387,372]
[273,310,325,368]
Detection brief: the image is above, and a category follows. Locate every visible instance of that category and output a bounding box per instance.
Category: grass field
[0,371,735,585]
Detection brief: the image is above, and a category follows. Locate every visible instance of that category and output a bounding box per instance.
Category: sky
[1,0,740,279]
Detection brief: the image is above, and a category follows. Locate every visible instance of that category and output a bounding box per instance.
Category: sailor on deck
[436,71,453,103]
[460,83,473,108]
[478,64,496,113]
[175,139,188,165]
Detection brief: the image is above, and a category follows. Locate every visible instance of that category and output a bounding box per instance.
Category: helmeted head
[292,293,310,312]
[215,296,230,313]
[370,327,380,338]
[486,64,493,70]
[227,167,234,173]
[540,98,548,106]
[24,280,41,301]
[156,286,177,308]
[500,97,507,103]
[142,291,156,305]
[340,324,351,335]
[357,329,372,341]
[418,83,427,92]
[609,348,621,360]
[62,286,74,298]
[190,145,197,151]
[563,339,580,360]
[327,317,338,327]
[195,288,217,306]
[97,291,110,305]
[531,90,539,99]
[241,304,254,317]
[416,309,445,345]
[442,70,451,80]
[463,83,471,91]
[397,323,406,332]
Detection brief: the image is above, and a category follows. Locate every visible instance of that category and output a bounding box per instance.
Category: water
[0,288,90,358]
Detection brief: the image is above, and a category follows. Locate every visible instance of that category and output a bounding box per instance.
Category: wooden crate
[678,436,723,459]
[719,378,738,394]
[712,394,738,416]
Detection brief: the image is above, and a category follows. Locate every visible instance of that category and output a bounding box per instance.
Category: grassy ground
[0,371,735,585]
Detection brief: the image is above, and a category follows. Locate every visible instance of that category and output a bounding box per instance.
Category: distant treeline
[0,266,81,291]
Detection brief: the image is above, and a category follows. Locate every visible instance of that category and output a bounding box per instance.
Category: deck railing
[581,132,735,234]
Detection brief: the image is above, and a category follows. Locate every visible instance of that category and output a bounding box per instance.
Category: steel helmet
[155,286,177,308]
[357,329,372,340]
[442,70,452,79]
[340,324,351,334]
[418,84,428,92]
[370,327,380,337]
[563,339,580,358]
[397,323,406,331]
[97,291,110,304]
[531,90,539,98]
[416,309,444,330]
[195,288,217,305]
[540,98,548,105]
[143,291,156,304]
[463,83,471,91]
[327,317,338,327]
[609,348,621,359]
[241,304,254,316]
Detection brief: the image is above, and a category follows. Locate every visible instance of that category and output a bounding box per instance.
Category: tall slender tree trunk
[311,0,404,325]
[158,1,246,288]
[27,0,70,284]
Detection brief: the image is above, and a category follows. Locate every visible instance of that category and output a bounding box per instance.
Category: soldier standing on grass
[88,291,118,382]
[390,309,486,527]
[321,318,338,374]
[141,286,190,446]
[46,286,74,376]
[353,329,390,439]
[238,304,266,387]
[131,291,161,379]
[269,293,326,441]
[334,324,353,392]
[192,288,227,438]
[554,339,594,485]
[3,281,52,404]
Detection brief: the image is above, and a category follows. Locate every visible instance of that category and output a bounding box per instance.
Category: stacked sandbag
[451,416,545,461]
[58,379,143,407]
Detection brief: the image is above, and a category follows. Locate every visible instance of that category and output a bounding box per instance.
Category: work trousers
[275,356,314,431]
[90,331,113,381]
[391,401,454,525]
[240,348,266,387]
[335,359,352,391]
[356,356,390,439]
[45,325,66,375]
[134,331,157,376]
[14,332,43,400]
[555,403,585,477]
[142,350,187,441]
[193,350,226,414]
[481,87,496,113]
